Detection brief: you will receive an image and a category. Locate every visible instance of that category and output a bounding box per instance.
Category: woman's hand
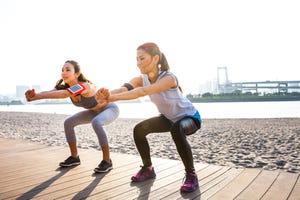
[25,89,36,102]
[95,88,110,103]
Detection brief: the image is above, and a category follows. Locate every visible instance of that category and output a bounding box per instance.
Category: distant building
[32,85,42,92]
[0,95,11,102]
[16,85,30,100]
[16,85,42,101]
[198,80,218,94]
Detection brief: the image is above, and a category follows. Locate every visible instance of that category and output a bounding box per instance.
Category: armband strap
[122,83,134,91]
[67,82,86,95]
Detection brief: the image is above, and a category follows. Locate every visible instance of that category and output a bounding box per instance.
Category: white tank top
[142,71,199,123]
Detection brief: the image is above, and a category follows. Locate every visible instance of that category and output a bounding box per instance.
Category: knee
[91,118,99,127]
[92,120,106,134]
[170,125,182,140]
[133,125,141,138]
[64,117,73,129]
[133,124,147,140]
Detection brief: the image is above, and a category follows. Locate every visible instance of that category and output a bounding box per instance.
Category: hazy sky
[1,0,299,95]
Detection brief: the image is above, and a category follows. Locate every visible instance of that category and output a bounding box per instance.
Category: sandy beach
[0,111,299,173]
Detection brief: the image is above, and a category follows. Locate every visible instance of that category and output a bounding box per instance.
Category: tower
[217,66,229,94]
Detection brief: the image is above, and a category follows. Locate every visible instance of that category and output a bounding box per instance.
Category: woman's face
[61,62,79,85]
[136,49,157,74]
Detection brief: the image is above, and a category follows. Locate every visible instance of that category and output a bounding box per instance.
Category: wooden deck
[0,138,299,200]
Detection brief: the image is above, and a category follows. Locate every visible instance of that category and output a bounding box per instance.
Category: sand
[0,111,299,173]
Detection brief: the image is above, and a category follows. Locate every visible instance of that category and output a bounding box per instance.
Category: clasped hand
[95,88,110,104]
[25,89,36,102]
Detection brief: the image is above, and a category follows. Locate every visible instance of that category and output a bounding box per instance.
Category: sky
[1,0,300,96]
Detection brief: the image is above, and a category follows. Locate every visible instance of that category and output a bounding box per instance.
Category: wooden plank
[200,168,244,199]
[261,171,299,200]
[208,168,261,199]
[288,175,300,200]
[235,170,280,200]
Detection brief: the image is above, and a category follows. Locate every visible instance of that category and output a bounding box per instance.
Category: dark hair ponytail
[159,53,169,71]
[55,79,68,90]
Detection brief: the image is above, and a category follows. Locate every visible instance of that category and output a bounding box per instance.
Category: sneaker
[59,156,81,167]
[131,166,156,182]
[180,173,199,192]
[94,159,113,173]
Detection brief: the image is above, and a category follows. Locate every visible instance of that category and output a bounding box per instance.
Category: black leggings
[133,115,201,173]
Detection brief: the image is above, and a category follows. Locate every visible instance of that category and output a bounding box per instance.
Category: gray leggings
[64,102,119,147]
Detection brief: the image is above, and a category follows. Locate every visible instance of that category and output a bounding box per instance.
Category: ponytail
[159,53,169,71]
[55,79,69,90]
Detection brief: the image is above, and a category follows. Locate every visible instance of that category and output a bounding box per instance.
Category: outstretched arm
[96,75,177,102]
[25,88,71,102]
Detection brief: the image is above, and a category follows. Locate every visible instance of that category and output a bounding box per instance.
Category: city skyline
[3,77,300,98]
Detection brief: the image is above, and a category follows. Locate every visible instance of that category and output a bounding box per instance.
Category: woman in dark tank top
[25,60,119,173]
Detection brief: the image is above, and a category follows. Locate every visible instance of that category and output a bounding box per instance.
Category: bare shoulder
[129,76,143,88]
[158,74,177,88]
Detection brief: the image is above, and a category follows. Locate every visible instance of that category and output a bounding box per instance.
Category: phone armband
[67,83,86,95]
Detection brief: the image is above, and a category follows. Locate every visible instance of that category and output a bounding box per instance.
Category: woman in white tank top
[96,42,202,193]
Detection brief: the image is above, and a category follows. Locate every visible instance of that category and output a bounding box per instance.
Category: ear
[75,72,81,78]
[153,54,160,65]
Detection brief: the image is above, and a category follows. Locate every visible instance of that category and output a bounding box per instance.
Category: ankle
[186,170,196,175]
